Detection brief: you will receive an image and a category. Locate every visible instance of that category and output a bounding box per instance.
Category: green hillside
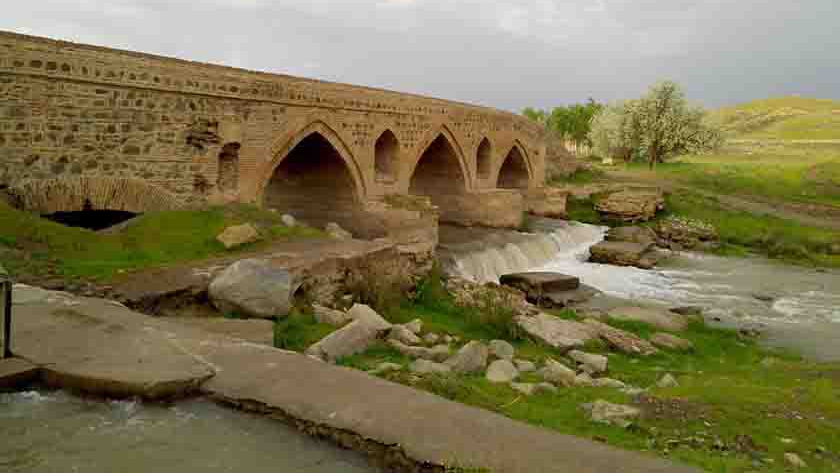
[718,96,840,140]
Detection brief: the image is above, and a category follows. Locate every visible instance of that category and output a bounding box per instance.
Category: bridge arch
[260,120,368,233]
[374,129,399,182]
[10,177,181,214]
[495,141,534,189]
[405,125,471,192]
[407,126,470,199]
[476,137,493,181]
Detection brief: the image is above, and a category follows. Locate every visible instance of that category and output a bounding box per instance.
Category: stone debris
[209,259,297,319]
[656,373,680,388]
[389,325,423,346]
[591,378,627,389]
[606,226,658,247]
[409,359,451,375]
[783,453,807,469]
[582,400,641,428]
[650,333,694,352]
[510,382,558,396]
[588,241,662,270]
[305,304,392,362]
[538,359,577,387]
[499,272,580,299]
[445,341,489,374]
[583,319,658,356]
[489,339,516,361]
[388,339,451,362]
[216,223,260,249]
[325,222,353,240]
[312,304,352,326]
[486,360,519,383]
[281,214,297,227]
[423,332,440,344]
[515,313,598,352]
[575,372,594,387]
[370,362,403,376]
[607,306,689,332]
[568,350,608,375]
[513,359,536,373]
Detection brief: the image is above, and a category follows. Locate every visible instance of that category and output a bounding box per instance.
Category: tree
[523,99,603,155]
[589,81,724,169]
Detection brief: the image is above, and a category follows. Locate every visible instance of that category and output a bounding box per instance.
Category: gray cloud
[2,0,837,111]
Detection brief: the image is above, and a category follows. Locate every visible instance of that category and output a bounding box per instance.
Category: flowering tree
[590,81,724,169]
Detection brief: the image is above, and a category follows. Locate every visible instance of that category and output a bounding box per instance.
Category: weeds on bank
[273,310,336,352]
[0,202,325,282]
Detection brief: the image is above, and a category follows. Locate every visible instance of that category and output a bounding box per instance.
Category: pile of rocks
[594,189,665,223]
[654,216,719,251]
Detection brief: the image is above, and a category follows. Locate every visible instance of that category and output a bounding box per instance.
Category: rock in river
[209,259,297,319]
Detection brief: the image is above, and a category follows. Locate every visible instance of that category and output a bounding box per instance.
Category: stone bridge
[0,31,558,245]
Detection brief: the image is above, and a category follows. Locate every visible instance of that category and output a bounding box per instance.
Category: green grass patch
[273,311,337,352]
[0,201,325,282]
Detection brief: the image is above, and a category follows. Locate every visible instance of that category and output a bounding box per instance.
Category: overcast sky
[3,0,838,112]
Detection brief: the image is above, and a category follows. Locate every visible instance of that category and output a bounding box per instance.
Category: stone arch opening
[264,132,361,234]
[476,138,492,180]
[497,146,530,189]
[45,198,138,231]
[409,134,467,198]
[217,142,240,192]
[374,130,399,182]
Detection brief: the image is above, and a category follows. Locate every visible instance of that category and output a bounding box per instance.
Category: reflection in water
[0,391,376,473]
[452,221,840,324]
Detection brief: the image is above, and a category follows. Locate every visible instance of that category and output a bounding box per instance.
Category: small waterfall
[451,222,607,283]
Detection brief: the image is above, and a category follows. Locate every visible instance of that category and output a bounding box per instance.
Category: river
[0,390,376,473]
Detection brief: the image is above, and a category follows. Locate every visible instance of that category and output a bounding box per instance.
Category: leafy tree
[522,99,603,155]
[590,81,723,169]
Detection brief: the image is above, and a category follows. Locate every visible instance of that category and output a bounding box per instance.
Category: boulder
[606,226,658,247]
[650,333,694,352]
[499,272,580,301]
[511,382,557,396]
[281,214,297,227]
[574,372,594,386]
[607,306,689,332]
[489,340,516,361]
[388,339,451,362]
[409,359,451,374]
[592,378,627,389]
[538,359,576,387]
[656,373,679,388]
[588,241,661,269]
[325,222,352,240]
[654,217,718,250]
[594,189,665,223]
[305,306,392,362]
[513,359,536,373]
[582,400,641,428]
[346,304,393,330]
[389,325,423,346]
[486,360,519,383]
[568,350,608,375]
[445,341,489,374]
[216,223,260,249]
[312,304,352,326]
[515,313,599,352]
[209,259,297,319]
[542,284,601,308]
[583,319,659,356]
[784,453,807,469]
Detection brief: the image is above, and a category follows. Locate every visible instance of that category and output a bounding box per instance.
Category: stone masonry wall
[0,31,546,230]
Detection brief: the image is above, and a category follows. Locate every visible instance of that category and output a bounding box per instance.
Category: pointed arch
[476,137,492,180]
[495,142,533,189]
[374,129,399,182]
[406,125,471,190]
[409,131,469,197]
[260,121,367,233]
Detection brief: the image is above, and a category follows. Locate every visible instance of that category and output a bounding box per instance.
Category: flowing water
[0,390,376,473]
[451,220,840,327]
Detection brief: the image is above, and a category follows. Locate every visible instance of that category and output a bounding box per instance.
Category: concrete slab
[10,283,698,473]
[0,357,39,389]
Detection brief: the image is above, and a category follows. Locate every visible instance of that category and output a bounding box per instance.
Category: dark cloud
[2,0,837,111]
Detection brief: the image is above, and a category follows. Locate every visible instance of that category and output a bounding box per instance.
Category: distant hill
[717,96,840,140]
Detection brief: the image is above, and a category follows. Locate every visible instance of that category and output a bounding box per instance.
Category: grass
[0,201,326,282]
[273,310,337,352]
[333,281,840,472]
[664,190,840,267]
[717,96,840,140]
